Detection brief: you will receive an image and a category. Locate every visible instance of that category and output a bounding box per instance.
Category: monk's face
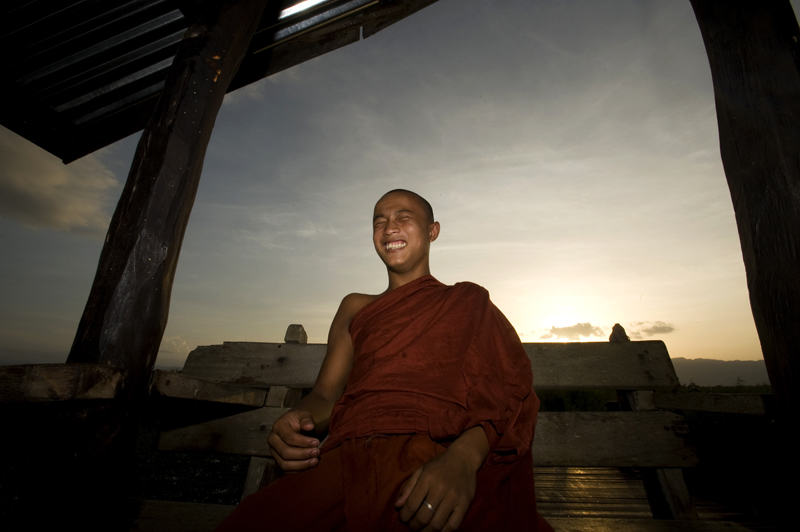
[372,192,440,274]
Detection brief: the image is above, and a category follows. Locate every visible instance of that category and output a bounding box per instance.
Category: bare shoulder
[337,292,381,323]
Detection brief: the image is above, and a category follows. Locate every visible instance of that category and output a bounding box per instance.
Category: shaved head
[379,189,435,225]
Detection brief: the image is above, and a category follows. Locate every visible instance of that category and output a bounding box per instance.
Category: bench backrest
[157,339,697,469]
[180,340,679,391]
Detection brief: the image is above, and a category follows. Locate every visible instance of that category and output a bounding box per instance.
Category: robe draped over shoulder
[324,275,540,465]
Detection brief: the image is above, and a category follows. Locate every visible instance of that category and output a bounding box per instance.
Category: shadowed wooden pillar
[68,0,267,398]
[54,1,267,526]
[690,1,800,441]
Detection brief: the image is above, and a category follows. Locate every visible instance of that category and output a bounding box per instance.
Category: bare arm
[395,426,490,532]
[267,293,371,471]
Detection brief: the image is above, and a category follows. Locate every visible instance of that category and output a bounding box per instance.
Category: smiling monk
[215,190,552,532]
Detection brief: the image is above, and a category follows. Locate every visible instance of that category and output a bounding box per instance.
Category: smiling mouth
[385,241,406,251]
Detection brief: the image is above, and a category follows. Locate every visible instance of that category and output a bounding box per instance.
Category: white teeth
[385,241,406,250]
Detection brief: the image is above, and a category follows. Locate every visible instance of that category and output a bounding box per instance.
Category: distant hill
[670,357,769,386]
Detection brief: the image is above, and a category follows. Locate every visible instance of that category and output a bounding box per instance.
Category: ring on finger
[423,500,435,512]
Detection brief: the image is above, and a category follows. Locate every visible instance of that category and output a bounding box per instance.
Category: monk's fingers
[267,433,319,463]
[398,471,433,523]
[418,494,462,532]
[442,506,469,532]
[268,440,319,472]
[271,423,320,450]
[297,414,316,432]
[272,453,318,472]
[405,490,446,531]
[395,468,422,508]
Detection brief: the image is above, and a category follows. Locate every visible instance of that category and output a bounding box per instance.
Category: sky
[3,0,795,368]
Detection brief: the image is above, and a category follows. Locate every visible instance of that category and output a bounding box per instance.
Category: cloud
[0,127,119,238]
[540,322,605,341]
[629,321,676,337]
[158,335,191,356]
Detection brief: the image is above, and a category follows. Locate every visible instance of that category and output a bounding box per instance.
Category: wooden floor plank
[132,500,234,532]
[547,517,755,531]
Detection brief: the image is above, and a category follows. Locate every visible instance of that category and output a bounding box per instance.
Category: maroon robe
[216,275,551,531]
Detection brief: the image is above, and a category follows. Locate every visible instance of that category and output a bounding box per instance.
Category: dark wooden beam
[47,1,267,527]
[689,0,800,440]
[0,364,122,402]
[69,0,266,399]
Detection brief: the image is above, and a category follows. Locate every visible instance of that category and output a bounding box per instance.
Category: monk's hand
[267,409,320,472]
[393,445,480,532]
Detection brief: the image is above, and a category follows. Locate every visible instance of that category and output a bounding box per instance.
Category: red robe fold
[325,275,539,465]
[215,275,552,532]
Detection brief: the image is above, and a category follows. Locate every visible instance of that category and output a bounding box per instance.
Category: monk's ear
[428,221,440,242]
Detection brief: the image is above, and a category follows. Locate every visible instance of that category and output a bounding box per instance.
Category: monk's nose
[384,220,400,234]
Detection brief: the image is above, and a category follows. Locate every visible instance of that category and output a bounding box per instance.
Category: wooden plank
[0,363,122,402]
[67,0,267,393]
[361,0,441,39]
[654,392,772,416]
[241,456,270,500]
[541,508,654,520]
[181,343,327,388]
[149,370,267,407]
[159,409,697,468]
[133,500,234,532]
[264,385,302,408]
[546,518,755,531]
[537,487,648,500]
[690,0,800,441]
[180,340,678,390]
[158,407,289,456]
[527,341,678,390]
[51,4,269,521]
[533,412,699,468]
[641,468,698,520]
[232,21,360,92]
[230,1,444,94]
[547,517,752,532]
[618,390,697,520]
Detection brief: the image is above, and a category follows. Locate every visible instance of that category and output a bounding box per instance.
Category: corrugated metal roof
[0,0,440,162]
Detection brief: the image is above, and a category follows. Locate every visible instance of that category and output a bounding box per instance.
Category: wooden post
[618,390,698,520]
[57,0,267,526]
[68,0,266,399]
[689,1,800,441]
[241,324,307,500]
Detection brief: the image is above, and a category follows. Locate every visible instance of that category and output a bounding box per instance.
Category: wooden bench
[145,325,757,531]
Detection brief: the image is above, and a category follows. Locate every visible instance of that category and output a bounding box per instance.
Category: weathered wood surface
[133,500,235,532]
[230,1,442,93]
[0,364,122,402]
[641,468,698,521]
[240,383,297,498]
[533,412,698,468]
[654,392,773,416]
[67,0,267,397]
[618,390,698,520]
[526,341,677,390]
[546,518,755,532]
[241,456,271,501]
[48,3,268,526]
[690,0,800,442]
[181,340,678,390]
[536,467,652,519]
[182,342,327,388]
[159,408,696,468]
[149,370,267,407]
[158,407,289,456]
[129,502,755,532]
